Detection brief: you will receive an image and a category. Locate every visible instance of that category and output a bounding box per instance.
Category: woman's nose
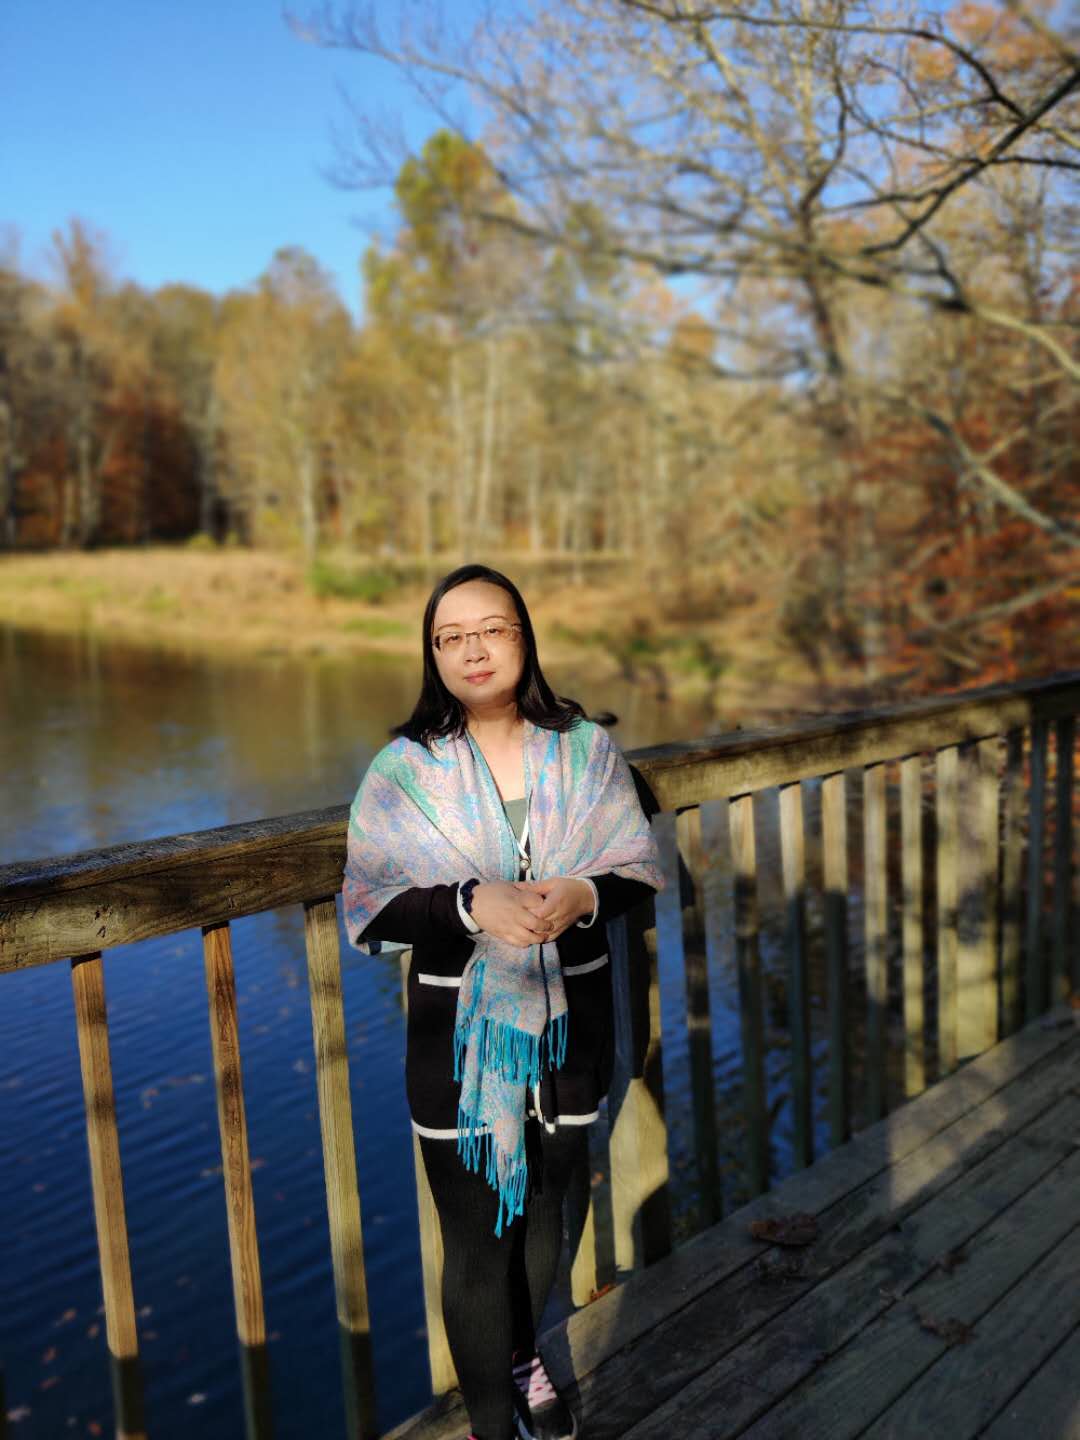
[464,633,489,660]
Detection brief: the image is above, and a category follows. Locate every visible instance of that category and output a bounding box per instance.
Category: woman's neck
[465,703,522,746]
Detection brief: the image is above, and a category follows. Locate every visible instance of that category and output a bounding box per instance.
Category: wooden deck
[391,1007,1080,1440]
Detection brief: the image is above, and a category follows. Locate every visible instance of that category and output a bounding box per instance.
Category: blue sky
[2,0,462,316]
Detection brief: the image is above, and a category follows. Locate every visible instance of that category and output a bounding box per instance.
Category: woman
[343,564,662,1440]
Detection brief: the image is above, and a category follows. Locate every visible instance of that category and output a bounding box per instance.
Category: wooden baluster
[303,900,378,1435]
[900,755,925,1097]
[821,772,851,1147]
[730,794,767,1197]
[607,878,672,1275]
[1025,718,1049,1021]
[957,737,1001,1059]
[656,808,719,1226]
[699,798,734,984]
[936,747,960,1077]
[202,922,273,1440]
[677,804,708,945]
[863,764,888,1122]
[1051,716,1076,1002]
[396,952,458,1396]
[569,1107,615,1307]
[779,782,812,1170]
[699,797,733,1211]
[1000,730,1025,1035]
[71,952,147,1440]
[566,1141,600,1309]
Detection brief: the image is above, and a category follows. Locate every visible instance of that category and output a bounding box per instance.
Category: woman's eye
[482,626,505,641]
[442,633,464,648]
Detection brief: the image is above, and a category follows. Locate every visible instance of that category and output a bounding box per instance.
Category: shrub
[308,559,403,604]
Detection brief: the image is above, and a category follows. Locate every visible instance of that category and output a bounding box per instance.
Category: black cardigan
[360,874,654,1133]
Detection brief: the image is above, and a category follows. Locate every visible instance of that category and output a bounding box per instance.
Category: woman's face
[430,579,526,717]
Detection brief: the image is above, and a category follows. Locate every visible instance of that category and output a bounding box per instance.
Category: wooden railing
[1,671,1077,1439]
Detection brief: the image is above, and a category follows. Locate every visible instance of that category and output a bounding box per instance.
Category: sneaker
[511,1351,578,1440]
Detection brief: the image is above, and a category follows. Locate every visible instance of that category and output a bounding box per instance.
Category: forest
[1,0,1077,697]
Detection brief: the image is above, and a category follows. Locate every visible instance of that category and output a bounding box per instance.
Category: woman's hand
[523,877,595,943]
[469,881,550,949]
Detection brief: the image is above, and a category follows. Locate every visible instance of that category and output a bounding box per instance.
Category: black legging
[419,1122,587,1440]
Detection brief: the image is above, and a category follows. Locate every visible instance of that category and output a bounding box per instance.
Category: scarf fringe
[455,1120,530,1236]
[453,1009,568,1086]
[453,991,569,1235]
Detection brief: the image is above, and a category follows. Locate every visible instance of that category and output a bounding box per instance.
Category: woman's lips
[464,671,495,684]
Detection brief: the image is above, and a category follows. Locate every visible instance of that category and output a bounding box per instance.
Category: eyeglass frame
[431,621,524,652]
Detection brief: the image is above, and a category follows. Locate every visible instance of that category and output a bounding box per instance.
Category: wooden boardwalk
[391,1008,1080,1440]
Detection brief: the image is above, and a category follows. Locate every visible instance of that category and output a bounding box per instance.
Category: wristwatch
[459,877,480,916]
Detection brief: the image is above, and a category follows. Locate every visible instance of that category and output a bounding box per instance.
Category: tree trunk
[198,389,220,538]
[475,335,499,546]
[299,446,318,560]
[449,349,473,559]
[0,389,16,548]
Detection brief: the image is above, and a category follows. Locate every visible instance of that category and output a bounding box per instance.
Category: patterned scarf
[343,717,662,1234]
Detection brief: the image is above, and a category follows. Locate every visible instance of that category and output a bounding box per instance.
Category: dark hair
[392,564,586,749]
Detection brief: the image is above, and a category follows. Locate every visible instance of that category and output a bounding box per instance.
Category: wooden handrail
[3,670,1078,973]
[3,669,1077,1436]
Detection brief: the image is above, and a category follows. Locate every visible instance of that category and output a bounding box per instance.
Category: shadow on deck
[391,1008,1080,1440]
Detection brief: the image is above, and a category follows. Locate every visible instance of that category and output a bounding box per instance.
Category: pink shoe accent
[512,1352,558,1407]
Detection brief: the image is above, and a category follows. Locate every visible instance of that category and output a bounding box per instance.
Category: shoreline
[0,546,839,719]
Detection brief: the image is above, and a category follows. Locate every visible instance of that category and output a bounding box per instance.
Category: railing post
[863,764,888,1121]
[1025,718,1050,1020]
[821,772,851,1146]
[304,899,378,1436]
[900,755,926,1097]
[1051,717,1076,1002]
[730,793,767,1197]
[607,891,671,1274]
[957,737,1001,1059]
[71,952,147,1440]
[936,746,960,1076]
[656,808,720,1225]
[779,782,812,1169]
[1000,730,1025,1034]
[397,950,459,1398]
[203,922,273,1440]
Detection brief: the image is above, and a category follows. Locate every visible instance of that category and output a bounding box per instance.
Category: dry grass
[0,545,832,714]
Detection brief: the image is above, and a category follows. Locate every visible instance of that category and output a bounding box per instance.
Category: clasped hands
[468,877,594,949]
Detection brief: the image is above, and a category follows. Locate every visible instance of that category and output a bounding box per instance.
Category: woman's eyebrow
[434,613,516,630]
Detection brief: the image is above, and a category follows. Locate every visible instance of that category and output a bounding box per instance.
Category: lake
[0,624,851,1439]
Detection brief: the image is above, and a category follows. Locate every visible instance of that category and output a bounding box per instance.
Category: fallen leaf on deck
[915,1307,974,1345]
[749,1212,818,1247]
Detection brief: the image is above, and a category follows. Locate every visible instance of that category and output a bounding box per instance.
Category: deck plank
[618,1085,1080,1439]
[980,1323,1080,1440]
[385,1016,1080,1440]
[581,1041,1080,1439]
[860,1210,1080,1439]
[733,1106,1080,1438]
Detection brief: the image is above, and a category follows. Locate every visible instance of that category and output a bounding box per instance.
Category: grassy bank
[0,546,831,717]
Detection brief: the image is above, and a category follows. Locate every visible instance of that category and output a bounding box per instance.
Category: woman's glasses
[432,622,523,652]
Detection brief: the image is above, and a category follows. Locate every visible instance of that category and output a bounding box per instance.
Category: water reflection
[0,626,722,1440]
